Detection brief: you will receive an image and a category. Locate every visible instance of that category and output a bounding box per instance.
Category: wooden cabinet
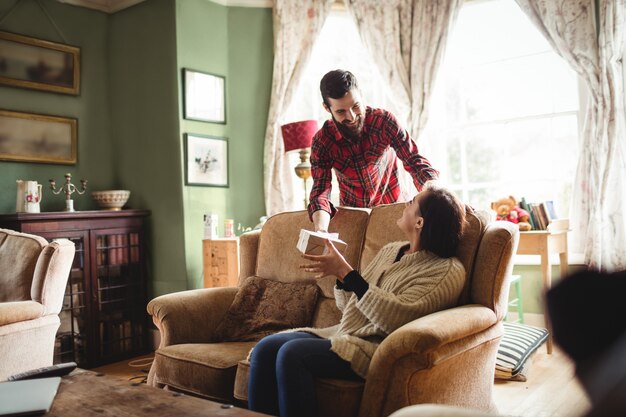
[0,210,150,368]
[202,238,239,287]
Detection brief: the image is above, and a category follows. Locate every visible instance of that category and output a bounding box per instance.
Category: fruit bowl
[91,190,130,211]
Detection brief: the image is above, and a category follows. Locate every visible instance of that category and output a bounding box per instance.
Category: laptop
[0,377,61,416]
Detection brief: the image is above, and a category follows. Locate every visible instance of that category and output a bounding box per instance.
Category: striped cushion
[495,322,549,381]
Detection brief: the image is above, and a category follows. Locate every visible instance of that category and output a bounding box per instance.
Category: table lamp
[281,120,319,209]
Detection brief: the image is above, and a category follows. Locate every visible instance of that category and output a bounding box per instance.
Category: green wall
[109,0,187,296]
[0,0,274,297]
[176,1,272,289]
[510,263,586,314]
[227,7,272,232]
[0,0,112,212]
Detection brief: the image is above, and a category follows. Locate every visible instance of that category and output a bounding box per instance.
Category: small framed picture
[0,109,77,164]
[184,133,228,187]
[0,31,80,95]
[183,68,226,124]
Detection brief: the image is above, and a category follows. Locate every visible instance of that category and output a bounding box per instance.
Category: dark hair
[320,69,359,107]
[419,185,467,258]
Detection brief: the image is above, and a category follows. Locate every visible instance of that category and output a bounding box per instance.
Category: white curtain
[345,0,462,140]
[515,0,626,271]
[263,0,334,216]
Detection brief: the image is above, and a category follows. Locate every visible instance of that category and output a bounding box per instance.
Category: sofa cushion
[361,205,487,302]
[153,341,255,403]
[214,276,320,342]
[0,229,47,302]
[234,358,364,417]
[471,221,518,315]
[454,209,489,305]
[255,208,369,296]
[361,203,406,271]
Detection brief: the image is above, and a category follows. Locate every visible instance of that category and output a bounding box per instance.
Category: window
[286,0,581,219]
[283,8,400,207]
[421,0,581,216]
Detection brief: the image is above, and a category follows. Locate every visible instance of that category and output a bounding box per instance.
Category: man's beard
[333,114,363,140]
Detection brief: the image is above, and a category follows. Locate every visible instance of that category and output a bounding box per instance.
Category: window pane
[461,53,579,122]
[425,0,580,219]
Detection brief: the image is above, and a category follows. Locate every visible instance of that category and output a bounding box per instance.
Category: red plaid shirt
[308,107,439,219]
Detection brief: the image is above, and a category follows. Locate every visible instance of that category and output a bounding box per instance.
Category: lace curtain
[263,0,334,216]
[345,0,462,140]
[515,0,626,270]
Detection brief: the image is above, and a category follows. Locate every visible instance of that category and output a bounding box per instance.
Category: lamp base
[294,149,311,209]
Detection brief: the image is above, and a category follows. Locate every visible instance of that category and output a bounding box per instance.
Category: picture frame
[184,133,229,187]
[183,68,226,124]
[0,31,81,95]
[0,109,77,165]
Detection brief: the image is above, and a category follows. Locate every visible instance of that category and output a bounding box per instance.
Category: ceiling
[56,0,272,13]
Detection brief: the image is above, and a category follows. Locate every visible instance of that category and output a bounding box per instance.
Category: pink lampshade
[281,120,318,153]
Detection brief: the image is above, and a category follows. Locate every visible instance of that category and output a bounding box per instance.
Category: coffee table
[46,370,268,416]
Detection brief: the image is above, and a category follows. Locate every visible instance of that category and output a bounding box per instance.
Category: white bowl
[91,190,130,211]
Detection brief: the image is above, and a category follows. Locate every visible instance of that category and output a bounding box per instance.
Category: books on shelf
[519,198,568,231]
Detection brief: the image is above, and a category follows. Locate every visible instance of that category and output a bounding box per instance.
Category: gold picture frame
[0,109,77,165]
[0,31,80,95]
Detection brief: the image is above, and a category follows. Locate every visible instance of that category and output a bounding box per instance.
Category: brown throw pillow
[214,276,321,342]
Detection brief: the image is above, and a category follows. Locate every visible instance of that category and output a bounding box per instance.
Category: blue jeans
[247,332,362,417]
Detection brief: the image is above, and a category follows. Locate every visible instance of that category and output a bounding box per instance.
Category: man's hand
[300,239,353,280]
[312,210,331,233]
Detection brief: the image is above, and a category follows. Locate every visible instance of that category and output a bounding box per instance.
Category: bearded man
[308,69,439,232]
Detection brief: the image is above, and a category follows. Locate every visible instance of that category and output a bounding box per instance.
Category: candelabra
[49,173,87,212]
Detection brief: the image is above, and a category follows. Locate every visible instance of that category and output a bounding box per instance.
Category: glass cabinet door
[93,228,146,364]
[38,232,91,367]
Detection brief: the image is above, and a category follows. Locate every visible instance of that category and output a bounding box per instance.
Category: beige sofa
[147,203,519,417]
[0,228,75,380]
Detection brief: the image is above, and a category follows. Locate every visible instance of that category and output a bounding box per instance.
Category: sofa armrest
[239,230,261,285]
[147,287,238,347]
[0,301,44,326]
[360,305,502,417]
[373,304,500,366]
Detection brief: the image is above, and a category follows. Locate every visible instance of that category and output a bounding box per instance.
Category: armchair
[148,203,519,416]
[0,228,75,380]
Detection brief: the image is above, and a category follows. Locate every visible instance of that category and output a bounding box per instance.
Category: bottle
[224,219,235,238]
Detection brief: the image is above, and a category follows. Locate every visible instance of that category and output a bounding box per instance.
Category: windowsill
[513,252,586,266]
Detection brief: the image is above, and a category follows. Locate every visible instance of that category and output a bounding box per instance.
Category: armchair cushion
[214,276,320,342]
[152,341,256,402]
[0,229,47,302]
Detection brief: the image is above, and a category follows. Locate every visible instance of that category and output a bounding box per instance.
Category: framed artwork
[0,109,77,165]
[183,68,226,124]
[0,31,81,95]
[184,133,229,187]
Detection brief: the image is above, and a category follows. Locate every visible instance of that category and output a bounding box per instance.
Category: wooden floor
[93,348,590,417]
[493,347,590,417]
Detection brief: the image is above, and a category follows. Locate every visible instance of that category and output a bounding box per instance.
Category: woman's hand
[300,239,353,280]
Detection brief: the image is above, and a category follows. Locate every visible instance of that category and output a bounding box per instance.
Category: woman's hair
[320,69,359,107]
[419,185,467,258]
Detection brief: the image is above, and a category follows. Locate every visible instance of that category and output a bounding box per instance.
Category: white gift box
[297,229,347,255]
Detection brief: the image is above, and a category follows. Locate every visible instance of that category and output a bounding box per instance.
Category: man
[308,69,439,232]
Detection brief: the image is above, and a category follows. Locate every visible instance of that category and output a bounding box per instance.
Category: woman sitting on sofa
[247,185,468,417]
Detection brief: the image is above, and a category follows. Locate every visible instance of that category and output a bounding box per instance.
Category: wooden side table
[202,237,240,287]
[517,220,569,354]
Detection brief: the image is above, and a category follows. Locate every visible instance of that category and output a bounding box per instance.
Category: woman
[248,185,467,417]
